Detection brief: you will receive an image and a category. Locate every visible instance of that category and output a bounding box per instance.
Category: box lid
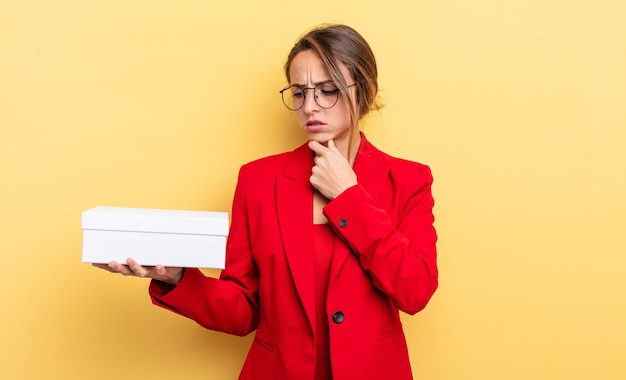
[82,206,229,236]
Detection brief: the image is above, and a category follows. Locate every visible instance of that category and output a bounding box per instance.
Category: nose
[302,88,319,114]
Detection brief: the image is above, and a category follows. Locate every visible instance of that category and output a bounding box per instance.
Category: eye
[319,83,339,96]
[291,87,304,98]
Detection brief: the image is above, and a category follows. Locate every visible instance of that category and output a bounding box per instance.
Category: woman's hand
[92,258,184,286]
[308,139,358,200]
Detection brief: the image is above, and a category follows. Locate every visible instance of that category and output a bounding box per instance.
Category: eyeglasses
[279,82,358,111]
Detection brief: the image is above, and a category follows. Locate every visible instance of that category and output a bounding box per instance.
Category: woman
[97,24,438,380]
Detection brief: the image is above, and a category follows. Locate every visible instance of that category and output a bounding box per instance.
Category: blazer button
[338,218,348,228]
[332,311,345,324]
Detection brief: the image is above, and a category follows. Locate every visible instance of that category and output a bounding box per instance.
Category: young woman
[97,24,438,380]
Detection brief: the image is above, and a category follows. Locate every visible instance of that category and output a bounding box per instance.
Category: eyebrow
[290,79,333,87]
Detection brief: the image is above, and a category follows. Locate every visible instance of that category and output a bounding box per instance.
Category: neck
[342,130,361,166]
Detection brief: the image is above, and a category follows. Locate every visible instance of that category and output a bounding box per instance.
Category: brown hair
[284,24,383,146]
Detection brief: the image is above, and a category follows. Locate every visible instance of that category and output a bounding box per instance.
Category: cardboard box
[82,206,229,268]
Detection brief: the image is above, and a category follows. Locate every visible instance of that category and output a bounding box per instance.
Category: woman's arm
[148,165,260,336]
[323,165,438,315]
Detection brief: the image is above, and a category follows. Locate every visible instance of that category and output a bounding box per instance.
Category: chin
[306,134,330,145]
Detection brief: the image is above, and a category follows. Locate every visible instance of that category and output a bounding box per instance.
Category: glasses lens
[281,86,304,111]
[315,83,339,109]
[280,83,341,111]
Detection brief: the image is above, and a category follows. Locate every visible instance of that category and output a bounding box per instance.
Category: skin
[93,258,184,285]
[289,50,359,200]
[94,49,361,285]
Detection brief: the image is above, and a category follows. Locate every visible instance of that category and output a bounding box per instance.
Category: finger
[93,263,127,275]
[105,261,133,275]
[108,261,124,272]
[126,258,148,277]
[154,264,167,276]
[327,139,338,152]
[308,140,328,156]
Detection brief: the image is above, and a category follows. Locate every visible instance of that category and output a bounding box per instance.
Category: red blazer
[150,134,438,380]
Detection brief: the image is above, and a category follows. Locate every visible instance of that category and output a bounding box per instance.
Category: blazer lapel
[276,135,389,329]
[329,135,390,285]
[276,143,316,332]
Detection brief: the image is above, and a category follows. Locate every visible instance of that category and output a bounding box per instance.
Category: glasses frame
[279,82,359,111]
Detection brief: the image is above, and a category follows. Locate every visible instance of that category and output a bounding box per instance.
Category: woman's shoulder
[382,151,430,169]
[384,154,433,190]
[364,138,432,178]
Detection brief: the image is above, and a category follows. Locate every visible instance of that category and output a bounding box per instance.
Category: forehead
[289,50,329,83]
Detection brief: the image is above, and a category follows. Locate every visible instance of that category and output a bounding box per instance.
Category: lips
[306,119,325,126]
[306,120,325,132]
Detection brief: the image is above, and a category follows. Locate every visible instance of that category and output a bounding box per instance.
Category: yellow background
[1,1,625,379]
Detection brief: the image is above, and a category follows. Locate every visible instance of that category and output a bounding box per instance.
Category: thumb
[327,139,337,151]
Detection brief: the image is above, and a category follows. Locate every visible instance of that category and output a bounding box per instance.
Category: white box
[82,206,229,268]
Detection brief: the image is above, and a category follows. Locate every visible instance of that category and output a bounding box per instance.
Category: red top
[149,135,438,379]
[313,223,335,380]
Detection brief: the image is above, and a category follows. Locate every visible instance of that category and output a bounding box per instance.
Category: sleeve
[322,164,438,315]
[148,165,260,336]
